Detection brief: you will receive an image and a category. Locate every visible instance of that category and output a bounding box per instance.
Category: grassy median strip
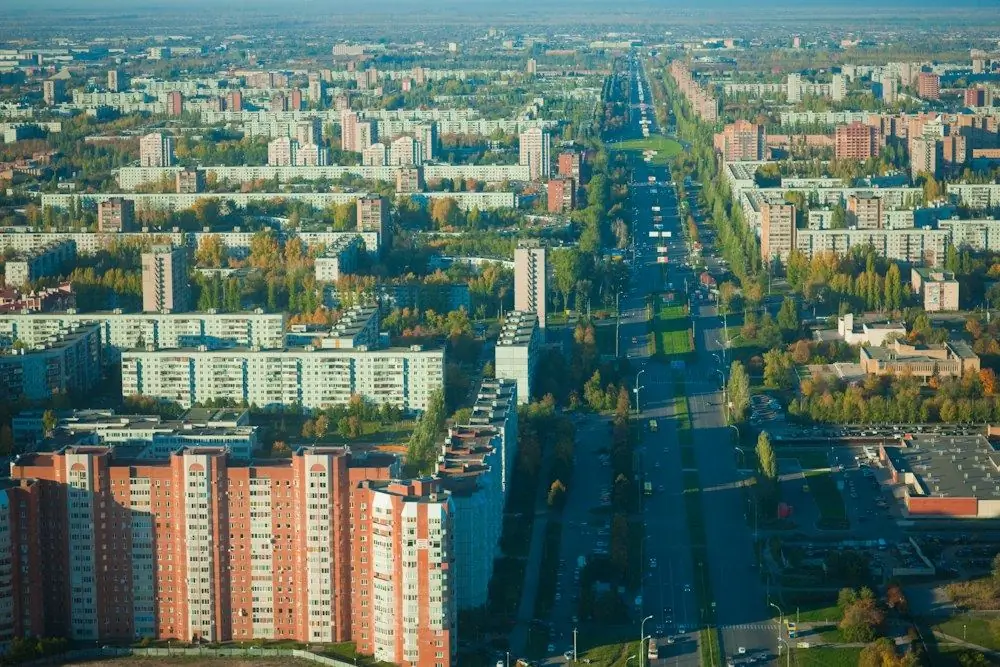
[649,295,693,360]
[673,381,723,664]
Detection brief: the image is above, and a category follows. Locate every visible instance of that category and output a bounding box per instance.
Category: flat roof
[887,433,1000,500]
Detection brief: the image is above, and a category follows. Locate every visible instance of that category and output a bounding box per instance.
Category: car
[727,660,735,667]
[649,558,658,568]
[497,661,505,667]
[738,647,747,655]
[555,592,562,601]
[564,651,574,661]
[683,584,691,592]
[547,644,556,654]
[665,636,675,645]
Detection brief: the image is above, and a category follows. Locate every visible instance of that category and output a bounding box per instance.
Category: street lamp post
[626,656,638,667]
[640,615,654,667]
[769,601,784,651]
[634,369,647,414]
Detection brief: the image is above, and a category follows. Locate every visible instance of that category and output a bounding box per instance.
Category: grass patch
[785,449,831,470]
[649,295,693,361]
[615,135,684,164]
[805,471,850,530]
[933,614,1000,651]
[595,322,619,357]
[700,627,720,667]
[792,604,842,624]
[791,646,864,667]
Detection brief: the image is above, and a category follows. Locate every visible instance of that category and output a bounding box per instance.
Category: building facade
[141,245,190,313]
[494,311,540,405]
[514,242,547,327]
[519,128,551,180]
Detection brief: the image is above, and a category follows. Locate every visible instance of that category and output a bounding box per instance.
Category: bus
[647,637,658,660]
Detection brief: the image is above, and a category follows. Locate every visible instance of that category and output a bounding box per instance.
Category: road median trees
[727,361,751,423]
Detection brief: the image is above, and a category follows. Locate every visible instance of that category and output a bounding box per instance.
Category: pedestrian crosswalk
[723,623,778,631]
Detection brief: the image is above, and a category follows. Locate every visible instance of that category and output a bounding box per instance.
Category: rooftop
[886,433,1000,500]
[497,310,538,346]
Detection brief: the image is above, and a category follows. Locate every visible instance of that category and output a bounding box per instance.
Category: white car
[683,584,691,592]
[738,647,747,655]
[649,558,658,568]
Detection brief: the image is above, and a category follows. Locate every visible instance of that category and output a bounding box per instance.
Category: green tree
[42,410,58,436]
[314,414,330,441]
[776,297,799,339]
[763,349,792,390]
[547,480,567,509]
[551,248,583,313]
[884,263,903,311]
[406,389,446,473]
[727,361,751,423]
[756,431,777,481]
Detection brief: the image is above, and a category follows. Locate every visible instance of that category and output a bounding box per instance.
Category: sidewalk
[933,630,1000,660]
[509,441,557,657]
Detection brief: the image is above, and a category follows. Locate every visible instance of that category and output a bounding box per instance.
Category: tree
[776,297,799,339]
[719,281,737,315]
[301,419,315,439]
[195,234,226,268]
[551,248,583,313]
[756,431,777,481]
[859,637,915,667]
[615,385,631,422]
[885,582,908,615]
[430,197,460,228]
[451,407,472,424]
[314,414,330,441]
[406,389,446,473]
[42,409,58,436]
[884,263,903,311]
[547,480,567,509]
[483,361,495,379]
[763,349,792,390]
[727,361,751,423]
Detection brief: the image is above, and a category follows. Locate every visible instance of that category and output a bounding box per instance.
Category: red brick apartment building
[1,446,456,667]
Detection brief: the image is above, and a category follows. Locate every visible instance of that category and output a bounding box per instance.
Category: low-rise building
[820,313,907,346]
[880,430,1000,518]
[860,339,980,380]
[494,311,540,405]
[911,267,959,312]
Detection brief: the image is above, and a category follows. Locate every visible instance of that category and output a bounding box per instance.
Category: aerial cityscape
[1,2,1000,667]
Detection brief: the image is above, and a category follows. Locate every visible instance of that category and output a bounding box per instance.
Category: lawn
[791,604,841,624]
[615,136,684,164]
[791,646,863,667]
[804,471,849,530]
[933,614,1000,651]
[649,298,693,360]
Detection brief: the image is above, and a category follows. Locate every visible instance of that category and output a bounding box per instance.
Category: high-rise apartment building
[295,143,329,167]
[6,445,398,645]
[141,245,190,313]
[289,88,303,112]
[831,73,846,102]
[910,137,941,180]
[176,167,205,194]
[269,93,288,112]
[42,79,66,105]
[964,86,989,108]
[268,137,298,166]
[225,90,243,112]
[107,69,128,92]
[917,72,941,100]
[389,135,422,166]
[166,91,184,116]
[558,150,586,183]
[396,166,425,193]
[846,194,882,229]
[139,133,175,167]
[416,123,438,161]
[514,241,547,327]
[547,178,576,213]
[350,478,455,667]
[357,195,390,242]
[519,128,551,180]
[494,311,541,404]
[879,74,897,104]
[835,121,881,160]
[97,197,135,233]
[295,119,323,146]
[720,120,767,161]
[760,203,796,263]
[362,143,387,166]
[308,76,325,105]
[786,73,802,103]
